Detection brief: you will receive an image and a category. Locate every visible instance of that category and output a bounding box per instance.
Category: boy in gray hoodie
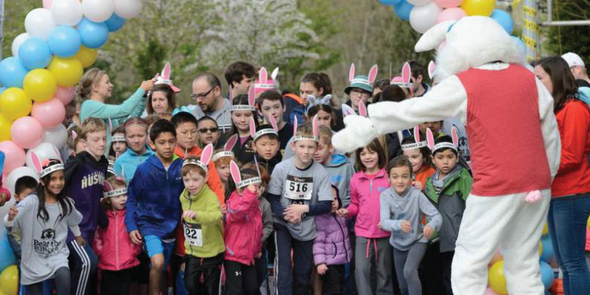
[380,156,442,295]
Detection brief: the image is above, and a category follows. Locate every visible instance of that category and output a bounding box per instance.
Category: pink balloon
[55,86,75,105]
[438,7,467,23]
[0,141,26,176]
[32,98,66,129]
[434,0,464,8]
[43,0,54,9]
[11,116,44,149]
[484,287,499,295]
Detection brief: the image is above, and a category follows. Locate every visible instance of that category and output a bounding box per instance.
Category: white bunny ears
[306,94,332,113]
[230,160,262,189]
[341,100,368,118]
[155,62,181,93]
[230,85,257,112]
[293,115,320,142]
[428,60,436,81]
[426,126,459,154]
[401,126,429,151]
[254,67,279,92]
[30,151,64,178]
[212,134,237,162]
[250,116,278,142]
[183,143,214,173]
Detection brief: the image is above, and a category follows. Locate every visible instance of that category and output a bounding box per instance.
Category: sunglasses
[199,127,219,133]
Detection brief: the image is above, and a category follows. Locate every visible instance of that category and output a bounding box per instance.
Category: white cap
[562,52,585,68]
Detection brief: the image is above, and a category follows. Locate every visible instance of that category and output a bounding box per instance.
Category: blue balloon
[0,57,29,88]
[380,0,402,6]
[540,235,555,263]
[105,13,126,32]
[0,231,16,273]
[77,18,109,49]
[48,26,82,58]
[394,1,414,21]
[18,37,52,70]
[491,9,514,34]
[0,87,6,96]
[540,261,554,290]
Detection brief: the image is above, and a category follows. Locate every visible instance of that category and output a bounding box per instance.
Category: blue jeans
[548,193,590,295]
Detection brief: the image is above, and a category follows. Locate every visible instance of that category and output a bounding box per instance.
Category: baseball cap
[562,52,585,68]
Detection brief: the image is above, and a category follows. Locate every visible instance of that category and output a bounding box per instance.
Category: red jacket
[224,189,262,265]
[93,209,141,271]
[552,100,590,197]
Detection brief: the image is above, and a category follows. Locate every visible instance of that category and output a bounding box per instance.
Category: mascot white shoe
[333,16,561,295]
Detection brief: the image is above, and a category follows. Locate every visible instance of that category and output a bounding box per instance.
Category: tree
[545,0,590,63]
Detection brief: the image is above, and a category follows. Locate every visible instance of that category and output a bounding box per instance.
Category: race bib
[183,221,203,247]
[285,175,313,201]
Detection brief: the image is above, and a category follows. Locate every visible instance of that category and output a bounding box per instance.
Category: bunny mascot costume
[333,16,561,295]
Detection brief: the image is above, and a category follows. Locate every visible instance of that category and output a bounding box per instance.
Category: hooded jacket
[114,147,154,183]
[347,169,391,238]
[323,154,355,208]
[224,189,262,265]
[313,213,352,266]
[93,209,141,271]
[125,155,184,239]
[174,145,225,204]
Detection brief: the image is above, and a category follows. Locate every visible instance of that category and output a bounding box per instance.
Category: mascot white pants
[333,17,561,295]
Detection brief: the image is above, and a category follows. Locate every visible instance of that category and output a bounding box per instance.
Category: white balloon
[410,2,443,34]
[43,124,68,149]
[114,0,143,19]
[51,0,84,26]
[83,0,115,23]
[11,33,30,58]
[24,8,56,40]
[26,142,62,169]
[408,0,432,6]
[5,166,39,196]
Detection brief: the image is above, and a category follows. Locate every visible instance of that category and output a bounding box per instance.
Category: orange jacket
[174,145,225,205]
[415,165,435,189]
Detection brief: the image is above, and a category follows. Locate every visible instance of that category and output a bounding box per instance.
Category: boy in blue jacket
[126,119,185,295]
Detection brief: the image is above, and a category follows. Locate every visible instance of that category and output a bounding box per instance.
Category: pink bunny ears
[428,60,436,81]
[254,67,279,93]
[183,143,214,173]
[401,126,429,151]
[341,100,368,117]
[212,134,237,162]
[390,62,413,96]
[155,62,181,93]
[230,160,262,189]
[250,116,279,142]
[426,126,459,153]
[30,151,64,178]
[230,85,257,112]
[293,115,319,143]
[348,64,378,84]
[103,180,127,199]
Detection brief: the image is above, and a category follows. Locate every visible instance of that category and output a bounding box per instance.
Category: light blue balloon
[18,37,52,70]
[0,87,6,96]
[511,36,526,55]
[0,57,29,88]
[48,26,82,58]
[394,1,413,22]
[540,235,555,263]
[105,13,126,32]
[77,18,109,49]
[380,0,402,6]
[540,261,554,290]
[0,231,16,273]
[491,9,514,34]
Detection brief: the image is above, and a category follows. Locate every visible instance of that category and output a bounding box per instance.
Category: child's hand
[183,210,198,220]
[129,230,143,245]
[401,220,411,233]
[423,225,434,239]
[336,208,349,218]
[317,264,328,275]
[7,205,18,222]
[284,204,308,221]
[255,252,262,259]
[75,236,86,247]
[377,222,383,229]
[220,205,227,215]
[141,79,155,92]
[413,181,423,190]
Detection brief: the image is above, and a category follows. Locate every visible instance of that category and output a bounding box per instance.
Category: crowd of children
[5,54,587,295]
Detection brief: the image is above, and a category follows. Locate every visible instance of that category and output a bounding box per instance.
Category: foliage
[545,0,590,63]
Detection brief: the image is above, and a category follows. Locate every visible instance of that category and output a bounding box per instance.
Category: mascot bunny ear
[349,63,356,82]
[414,126,420,143]
[225,134,238,152]
[30,151,43,175]
[426,128,436,150]
[428,61,436,81]
[451,126,459,148]
[201,143,214,166]
[358,100,368,117]
[249,117,257,139]
[368,64,378,84]
[401,62,412,84]
[230,160,242,185]
[259,67,268,85]
[341,104,356,117]
[271,67,279,81]
[415,20,454,52]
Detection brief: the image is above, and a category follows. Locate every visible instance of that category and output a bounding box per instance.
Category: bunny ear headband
[305,94,333,113]
[401,126,429,151]
[111,134,126,143]
[346,64,378,94]
[212,134,237,162]
[103,180,127,199]
[293,115,319,142]
[30,151,64,178]
[155,62,181,93]
[390,62,413,94]
[426,127,459,153]
[231,85,257,112]
[230,160,261,189]
[254,67,279,92]
[183,143,214,173]
[250,116,279,142]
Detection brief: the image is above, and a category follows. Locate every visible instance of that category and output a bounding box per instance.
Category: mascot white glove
[332,115,378,153]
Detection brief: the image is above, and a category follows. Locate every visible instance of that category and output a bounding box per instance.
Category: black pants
[254,248,269,289]
[101,268,134,295]
[27,267,70,295]
[418,241,442,295]
[274,223,314,295]
[68,241,97,295]
[184,253,223,295]
[321,264,346,295]
[225,260,259,295]
[440,251,454,295]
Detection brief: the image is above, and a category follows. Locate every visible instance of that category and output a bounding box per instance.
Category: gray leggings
[393,242,428,295]
[26,267,70,295]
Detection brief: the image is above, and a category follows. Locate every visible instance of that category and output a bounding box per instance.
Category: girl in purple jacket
[314,185,352,295]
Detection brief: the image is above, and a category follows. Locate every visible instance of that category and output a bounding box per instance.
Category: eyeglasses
[191,87,215,101]
[199,127,219,133]
[350,89,370,97]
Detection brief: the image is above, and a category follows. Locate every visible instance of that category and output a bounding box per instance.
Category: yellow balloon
[488,260,508,295]
[542,222,549,236]
[460,0,496,16]
[48,57,84,87]
[539,241,543,256]
[74,45,98,68]
[0,114,12,142]
[587,215,590,229]
[0,265,19,295]
[23,69,57,103]
[0,88,32,121]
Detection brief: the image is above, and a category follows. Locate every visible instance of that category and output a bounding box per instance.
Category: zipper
[334,214,350,262]
[115,212,119,269]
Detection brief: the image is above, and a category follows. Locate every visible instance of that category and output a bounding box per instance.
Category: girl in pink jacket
[224,161,263,295]
[93,177,141,295]
[337,139,393,295]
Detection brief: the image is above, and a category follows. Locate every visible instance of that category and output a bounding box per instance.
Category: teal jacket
[114,147,154,184]
[80,88,146,151]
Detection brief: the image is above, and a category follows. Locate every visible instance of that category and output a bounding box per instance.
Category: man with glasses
[562,52,590,88]
[191,72,233,133]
